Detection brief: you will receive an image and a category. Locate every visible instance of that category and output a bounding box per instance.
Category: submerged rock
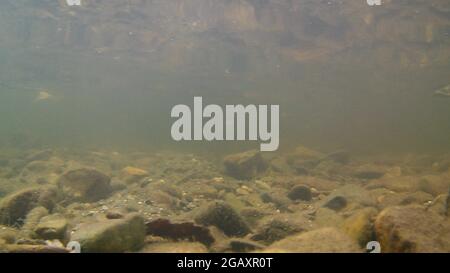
[417,175,449,196]
[58,168,112,203]
[0,187,59,226]
[120,166,149,184]
[34,214,68,241]
[71,213,146,253]
[287,185,312,201]
[352,164,386,180]
[263,228,361,253]
[223,150,268,180]
[140,242,208,253]
[314,208,344,228]
[341,207,378,247]
[323,196,347,211]
[322,184,377,209]
[285,146,324,174]
[0,226,19,244]
[374,205,450,252]
[251,213,312,244]
[21,206,49,237]
[213,238,265,252]
[105,210,124,220]
[145,218,214,246]
[447,188,450,216]
[194,201,251,237]
[1,244,69,253]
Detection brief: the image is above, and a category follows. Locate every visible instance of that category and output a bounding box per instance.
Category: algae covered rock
[251,213,312,244]
[58,168,112,203]
[341,207,378,247]
[323,196,347,211]
[0,226,19,244]
[21,206,49,237]
[223,150,268,180]
[285,146,324,174]
[70,213,146,253]
[145,218,215,246]
[0,186,59,226]
[263,227,361,253]
[34,214,68,241]
[374,205,450,252]
[287,185,312,201]
[194,201,251,237]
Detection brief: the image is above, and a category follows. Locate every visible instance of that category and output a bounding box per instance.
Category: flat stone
[71,213,146,253]
[263,227,361,253]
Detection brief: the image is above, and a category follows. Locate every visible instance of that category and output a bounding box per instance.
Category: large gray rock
[70,213,146,253]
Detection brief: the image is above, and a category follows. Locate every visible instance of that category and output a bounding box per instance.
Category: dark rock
[223,150,268,180]
[105,210,124,220]
[58,168,112,203]
[194,202,251,237]
[0,187,59,226]
[287,185,312,201]
[146,218,214,246]
[323,196,347,211]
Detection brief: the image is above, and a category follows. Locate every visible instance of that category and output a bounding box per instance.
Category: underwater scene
[0,0,450,253]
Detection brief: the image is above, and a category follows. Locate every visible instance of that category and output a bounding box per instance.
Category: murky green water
[0,0,449,253]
